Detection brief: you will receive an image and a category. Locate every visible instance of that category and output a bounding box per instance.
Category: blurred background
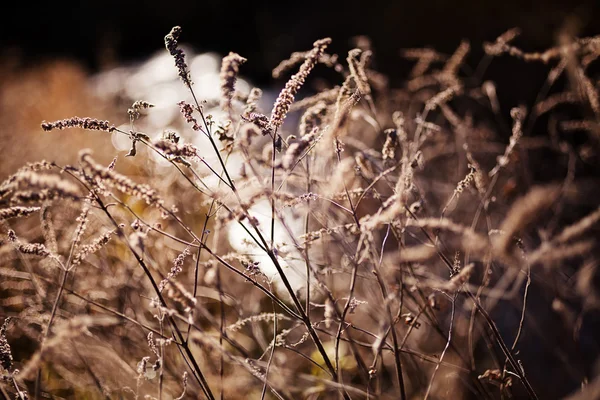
[1,0,597,176]
[1,0,598,181]
[2,0,599,83]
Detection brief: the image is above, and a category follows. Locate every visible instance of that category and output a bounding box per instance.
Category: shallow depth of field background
[1,0,599,170]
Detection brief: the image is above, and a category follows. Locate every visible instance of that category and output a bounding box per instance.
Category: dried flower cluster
[0,206,40,220]
[128,100,155,120]
[7,229,53,258]
[0,318,13,371]
[41,117,115,132]
[269,38,332,130]
[164,26,192,86]
[220,52,246,111]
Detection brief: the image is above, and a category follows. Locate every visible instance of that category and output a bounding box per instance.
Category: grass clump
[1,26,600,399]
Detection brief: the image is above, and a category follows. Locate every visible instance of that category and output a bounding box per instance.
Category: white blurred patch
[226,199,309,296]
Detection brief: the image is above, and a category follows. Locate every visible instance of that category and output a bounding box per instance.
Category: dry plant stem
[261,253,347,394]
[182,308,287,399]
[281,343,332,375]
[366,228,396,394]
[461,153,539,398]
[359,231,406,399]
[332,149,365,387]
[423,293,457,400]
[108,172,298,319]
[410,208,537,397]
[83,157,290,322]
[467,289,539,399]
[372,261,407,399]
[191,242,300,319]
[270,129,278,248]
[231,157,346,388]
[81,188,215,400]
[334,242,362,387]
[106,193,300,319]
[402,265,473,366]
[208,150,236,400]
[216,266,225,400]
[394,230,494,399]
[187,175,221,342]
[35,221,80,399]
[188,90,237,192]
[261,283,278,400]
[468,256,493,370]
[301,224,371,381]
[107,194,200,249]
[11,376,26,400]
[316,234,371,383]
[355,165,399,209]
[189,246,204,341]
[34,268,68,399]
[304,157,312,312]
[336,143,362,227]
[185,307,252,359]
[374,200,479,390]
[132,142,264,253]
[405,208,454,273]
[159,320,165,400]
[502,256,532,387]
[175,310,290,400]
[178,71,343,386]
[465,173,496,369]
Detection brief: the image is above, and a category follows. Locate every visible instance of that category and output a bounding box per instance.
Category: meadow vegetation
[1,26,600,399]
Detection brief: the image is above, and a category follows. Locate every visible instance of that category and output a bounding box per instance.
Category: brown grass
[1,26,600,400]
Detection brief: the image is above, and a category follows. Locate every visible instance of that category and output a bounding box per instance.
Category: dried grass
[1,24,599,400]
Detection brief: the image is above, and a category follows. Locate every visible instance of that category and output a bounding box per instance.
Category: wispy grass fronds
[7,229,53,258]
[164,26,192,87]
[220,52,247,112]
[489,106,525,177]
[347,48,372,97]
[496,185,560,254]
[80,150,165,207]
[71,229,115,266]
[1,171,80,203]
[0,206,40,221]
[269,38,332,130]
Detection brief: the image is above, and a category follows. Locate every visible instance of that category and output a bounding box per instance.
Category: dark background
[2,0,598,82]
[1,0,599,127]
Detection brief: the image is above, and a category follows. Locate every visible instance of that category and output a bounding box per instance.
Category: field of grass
[1,25,599,399]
